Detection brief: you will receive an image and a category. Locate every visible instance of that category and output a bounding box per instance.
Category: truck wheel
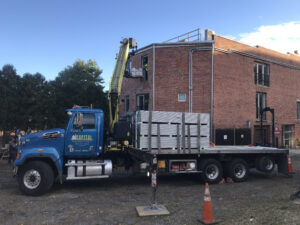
[256,156,275,173]
[18,161,54,196]
[226,158,249,182]
[199,159,223,184]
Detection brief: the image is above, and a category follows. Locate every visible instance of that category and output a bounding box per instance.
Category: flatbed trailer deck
[149,145,289,154]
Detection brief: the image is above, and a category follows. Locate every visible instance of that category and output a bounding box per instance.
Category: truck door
[65,112,98,157]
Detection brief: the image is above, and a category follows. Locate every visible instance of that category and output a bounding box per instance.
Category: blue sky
[1,0,300,89]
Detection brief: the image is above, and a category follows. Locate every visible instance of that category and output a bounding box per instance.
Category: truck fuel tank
[66,160,112,180]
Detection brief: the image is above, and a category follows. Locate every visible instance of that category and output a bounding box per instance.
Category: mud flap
[277,154,289,174]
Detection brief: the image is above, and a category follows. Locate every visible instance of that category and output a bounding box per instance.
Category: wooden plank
[136,205,170,216]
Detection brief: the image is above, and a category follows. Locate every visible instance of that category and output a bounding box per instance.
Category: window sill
[255,84,270,88]
[256,119,267,122]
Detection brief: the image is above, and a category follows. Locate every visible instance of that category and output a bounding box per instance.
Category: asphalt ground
[0,152,300,225]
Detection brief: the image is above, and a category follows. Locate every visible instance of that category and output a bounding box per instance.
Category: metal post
[135,155,170,216]
[151,156,157,206]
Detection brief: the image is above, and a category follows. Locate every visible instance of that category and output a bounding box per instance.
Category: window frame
[73,113,96,130]
[256,92,267,121]
[254,62,270,87]
[178,93,186,102]
[136,93,149,110]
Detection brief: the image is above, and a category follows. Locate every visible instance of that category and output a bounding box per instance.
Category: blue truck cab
[14,108,107,195]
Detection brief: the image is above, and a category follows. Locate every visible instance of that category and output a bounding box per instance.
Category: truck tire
[255,156,275,173]
[226,158,249,182]
[18,161,54,196]
[199,159,223,184]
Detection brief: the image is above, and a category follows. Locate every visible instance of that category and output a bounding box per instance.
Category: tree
[49,59,108,128]
[0,65,22,143]
[19,73,50,130]
[0,59,108,143]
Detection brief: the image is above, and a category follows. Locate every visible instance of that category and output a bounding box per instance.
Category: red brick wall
[214,35,300,146]
[154,47,212,113]
[121,44,212,114]
[120,48,153,115]
[120,35,300,147]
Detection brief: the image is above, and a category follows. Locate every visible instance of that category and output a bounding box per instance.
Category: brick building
[119,29,300,148]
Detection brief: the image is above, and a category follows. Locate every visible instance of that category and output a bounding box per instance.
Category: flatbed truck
[13,38,290,196]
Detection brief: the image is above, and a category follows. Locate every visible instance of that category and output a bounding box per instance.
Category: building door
[254,125,270,146]
[282,125,294,148]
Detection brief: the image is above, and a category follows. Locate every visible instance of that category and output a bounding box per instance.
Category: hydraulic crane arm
[108,38,137,133]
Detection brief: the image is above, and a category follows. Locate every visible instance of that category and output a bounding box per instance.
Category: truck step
[66,175,109,180]
[65,162,107,167]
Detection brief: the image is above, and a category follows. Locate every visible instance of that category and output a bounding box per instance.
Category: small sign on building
[275,126,281,135]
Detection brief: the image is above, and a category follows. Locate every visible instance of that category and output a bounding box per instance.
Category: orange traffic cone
[199,183,218,224]
[288,155,294,174]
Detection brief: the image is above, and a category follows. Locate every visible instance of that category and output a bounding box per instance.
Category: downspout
[211,43,214,142]
[152,44,156,110]
[189,46,213,113]
[189,49,195,112]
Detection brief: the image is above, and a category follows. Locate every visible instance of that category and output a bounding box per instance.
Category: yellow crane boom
[108,38,137,133]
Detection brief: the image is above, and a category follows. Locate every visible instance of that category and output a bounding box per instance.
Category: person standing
[8,136,17,164]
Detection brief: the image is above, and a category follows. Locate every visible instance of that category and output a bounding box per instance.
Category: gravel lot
[1,152,300,225]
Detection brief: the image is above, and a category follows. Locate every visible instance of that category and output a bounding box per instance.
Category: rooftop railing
[163,28,205,43]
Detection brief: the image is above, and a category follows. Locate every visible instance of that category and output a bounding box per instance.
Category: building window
[142,56,148,80]
[178,93,186,102]
[137,94,149,110]
[297,101,300,119]
[254,62,269,86]
[256,92,267,120]
[125,95,130,112]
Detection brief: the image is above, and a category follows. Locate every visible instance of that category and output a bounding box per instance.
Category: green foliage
[50,59,108,129]
[0,59,108,135]
[0,65,22,131]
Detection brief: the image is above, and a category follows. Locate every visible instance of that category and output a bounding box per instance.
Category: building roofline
[215,34,300,60]
[135,41,214,54]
